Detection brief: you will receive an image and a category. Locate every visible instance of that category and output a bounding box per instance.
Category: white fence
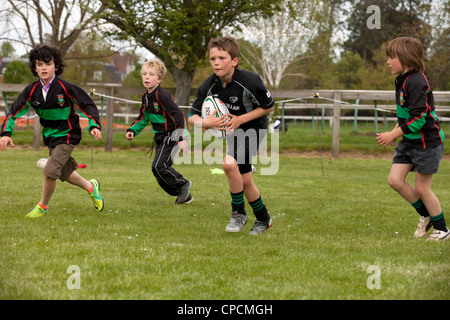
[1,84,449,158]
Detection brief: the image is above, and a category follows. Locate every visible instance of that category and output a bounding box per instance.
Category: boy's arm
[188,111,229,129]
[400,76,428,135]
[127,103,150,137]
[0,85,35,139]
[69,84,102,133]
[376,123,403,147]
[227,106,274,131]
[158,90,188,141]
[188,88,229,130]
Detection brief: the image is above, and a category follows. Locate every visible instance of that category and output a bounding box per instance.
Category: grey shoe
[175,180,192,204]
[414,216,432,238]
[249,218,273,235]
[225,211,248,232]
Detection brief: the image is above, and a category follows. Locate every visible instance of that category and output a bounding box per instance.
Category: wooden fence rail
[1,84,450,158]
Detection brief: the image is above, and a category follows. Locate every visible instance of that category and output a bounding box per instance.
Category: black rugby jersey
[128,85,187,141]
[395,72,444,149]
[1,77,101,148]
[190,69,275,130]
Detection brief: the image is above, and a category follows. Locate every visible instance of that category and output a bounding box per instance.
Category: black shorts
[226,128,266,174]
[393,140,444,174]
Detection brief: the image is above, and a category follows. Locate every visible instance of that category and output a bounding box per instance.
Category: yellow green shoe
[89,179,104,212]
[25,204,48,219]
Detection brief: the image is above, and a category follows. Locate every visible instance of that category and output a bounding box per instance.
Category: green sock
[249,196,269,222]
[430,211,447,232]
[230,190,245,214]
[411,198,430,217]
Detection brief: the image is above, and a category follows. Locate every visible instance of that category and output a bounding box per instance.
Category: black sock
[230,190,245,214]
[411,198,430,217]
[430,211,448,232]
[249,196,270,222]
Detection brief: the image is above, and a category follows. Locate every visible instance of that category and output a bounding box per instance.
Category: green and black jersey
[1,77,101,148]
[127,85,188,141]
[395,72,444,149]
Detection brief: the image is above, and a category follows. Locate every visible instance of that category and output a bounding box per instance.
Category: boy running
[376,37,448,241]
[0,44,104,218]
[189,37,275,234]
[126,59,192,204]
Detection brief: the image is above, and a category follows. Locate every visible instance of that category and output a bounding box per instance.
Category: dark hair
[208,36,240,68]
[386,37,425,73]
[29,44,66,76]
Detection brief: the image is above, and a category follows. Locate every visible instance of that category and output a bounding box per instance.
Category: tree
[98,0,282,105]
[63,32,118,85]
[344,0,433,64]
[235,0,321,89]
[3,60,35,84]
[1,41,16,58]
[0,0,107,56]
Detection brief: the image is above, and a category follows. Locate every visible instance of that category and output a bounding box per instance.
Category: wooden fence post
[332,91,341,159]
[104,87,114,152]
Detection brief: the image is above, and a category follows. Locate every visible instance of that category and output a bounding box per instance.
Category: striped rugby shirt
[1,77,101,148]
[190,69,275,131]
[395,72,444,149]
[127,85,188,140]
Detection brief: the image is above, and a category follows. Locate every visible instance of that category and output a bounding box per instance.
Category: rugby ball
[201,96,230,139]
[37,158,48,169]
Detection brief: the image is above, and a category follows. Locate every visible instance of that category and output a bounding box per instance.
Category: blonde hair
[141,59,167,79]
[386,37,426,73]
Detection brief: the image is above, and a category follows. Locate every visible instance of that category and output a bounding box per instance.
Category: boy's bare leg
[387,163,417,203]
[40,175,57,207]
[66,171,92,191]
[415,172,442,216]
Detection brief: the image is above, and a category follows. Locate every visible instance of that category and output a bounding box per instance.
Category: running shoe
[249,218,273,235]
[25,204,48,219]
[414,216,432,238]
[225,211,248,232]
[427,228,450,241]
[175,180,193,204]
[89,179,104,212]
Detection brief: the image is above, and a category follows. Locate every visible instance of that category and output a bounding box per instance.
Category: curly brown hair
[29,44,66,77]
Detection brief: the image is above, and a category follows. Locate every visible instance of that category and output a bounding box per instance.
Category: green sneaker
[25,204,48,219]
[89,179,104,212]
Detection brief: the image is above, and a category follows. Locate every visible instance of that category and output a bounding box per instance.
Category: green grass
[0,146,449,300]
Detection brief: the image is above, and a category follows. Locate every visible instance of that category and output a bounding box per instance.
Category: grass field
[0,136,449,300]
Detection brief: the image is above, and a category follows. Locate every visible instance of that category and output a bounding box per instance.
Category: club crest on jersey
[153,102,160,112]
[399,92,405,105]
[57,94,65,106]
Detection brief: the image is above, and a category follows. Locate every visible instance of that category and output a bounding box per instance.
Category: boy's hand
[226,114,243,132]
[376,132,396,147]
[0,136,14,151]
[204,110,229,130]
[178,140,188,151]
[126,131,134,141]
[90,128,102,140]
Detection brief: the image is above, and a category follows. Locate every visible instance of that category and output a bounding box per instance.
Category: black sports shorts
[393,140,444,174]
[226,128,266,175]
